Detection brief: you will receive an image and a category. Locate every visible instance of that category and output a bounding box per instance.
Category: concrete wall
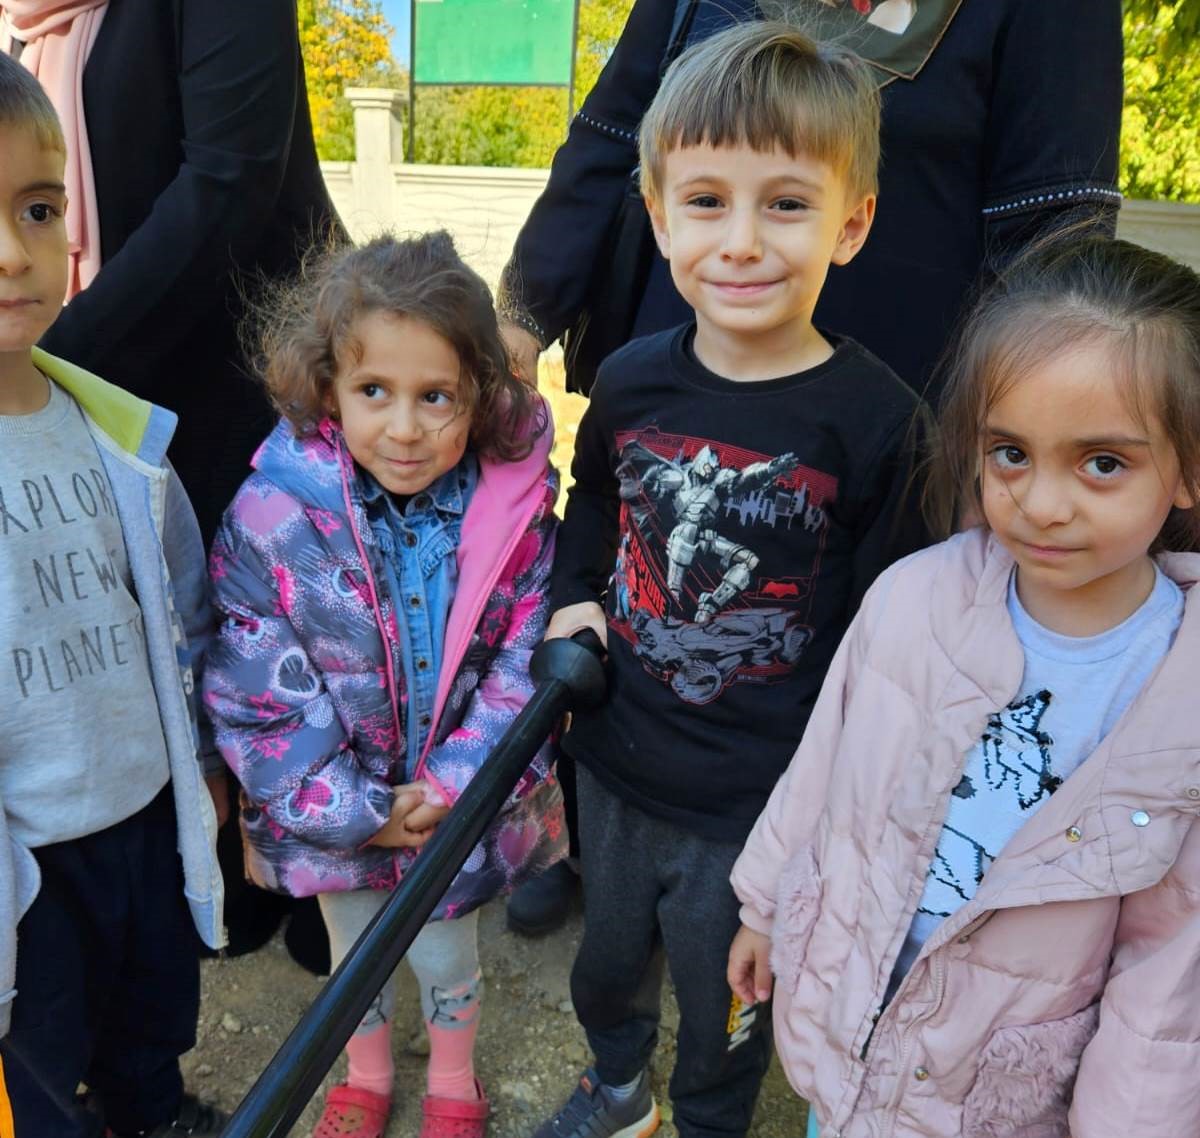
[1116,198,1200,271]
[322,161,549,289]
[326,88,1200,294]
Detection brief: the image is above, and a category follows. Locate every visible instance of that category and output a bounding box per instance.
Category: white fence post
[342,87,408,232]
[1117,199,1200,272]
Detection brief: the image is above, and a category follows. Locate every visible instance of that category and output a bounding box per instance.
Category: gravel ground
[184,897,807,1137]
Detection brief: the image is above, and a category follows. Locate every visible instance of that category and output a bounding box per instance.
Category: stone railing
[321,89,550,290]
[1115,197,1200,271]
[324,87,1200,293]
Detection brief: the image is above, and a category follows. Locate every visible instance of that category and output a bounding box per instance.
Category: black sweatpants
[571,766,772,1138]
[0,785,200,1137]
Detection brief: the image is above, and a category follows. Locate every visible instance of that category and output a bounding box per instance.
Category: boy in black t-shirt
[535,22,928,1138]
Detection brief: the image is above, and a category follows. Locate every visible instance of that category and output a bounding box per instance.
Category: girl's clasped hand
[367,781,449,848]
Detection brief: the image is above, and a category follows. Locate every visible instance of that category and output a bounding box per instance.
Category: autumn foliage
[1121,1,1200,202]
[298,0,1197,204]
[299,0,399,162]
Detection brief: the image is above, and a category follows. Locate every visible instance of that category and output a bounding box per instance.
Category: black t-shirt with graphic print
[553,325,929,841]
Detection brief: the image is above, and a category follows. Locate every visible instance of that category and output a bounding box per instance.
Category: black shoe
[113,1095,229,1137]
[507,860,578,937]
[533,1069,659,1138]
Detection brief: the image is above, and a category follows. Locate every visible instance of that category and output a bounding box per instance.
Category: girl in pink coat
[204,232,563,1138]
[729,235,1200,1138]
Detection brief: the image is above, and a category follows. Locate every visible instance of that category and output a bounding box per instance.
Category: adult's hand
[500,320,542,387]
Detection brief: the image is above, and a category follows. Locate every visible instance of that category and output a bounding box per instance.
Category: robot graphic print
[609,426,835,705]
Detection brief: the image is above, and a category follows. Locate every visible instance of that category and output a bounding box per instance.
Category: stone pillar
[345,87,407,164]
[344,87,408,232]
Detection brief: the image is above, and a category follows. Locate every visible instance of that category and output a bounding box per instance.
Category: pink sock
[345,1022,395,1098]
[425,1011,481,1101]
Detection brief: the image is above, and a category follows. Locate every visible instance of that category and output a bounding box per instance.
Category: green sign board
[413,0,575,86]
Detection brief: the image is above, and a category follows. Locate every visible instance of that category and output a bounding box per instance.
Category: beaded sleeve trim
[576,110,638,144]
[498,307,548,349]
[982,183,1123,219]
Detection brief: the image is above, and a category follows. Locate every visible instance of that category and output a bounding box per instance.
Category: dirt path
[184,899,807,1136]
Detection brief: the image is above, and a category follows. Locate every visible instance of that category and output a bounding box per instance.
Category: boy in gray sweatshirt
[0,52,225,1138]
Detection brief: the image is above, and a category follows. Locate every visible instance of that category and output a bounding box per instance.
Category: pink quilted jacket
[732,528,1200,1138]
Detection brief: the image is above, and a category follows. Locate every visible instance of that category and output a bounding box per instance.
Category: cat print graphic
[980,690,1061,809]
[921,691,1058,919]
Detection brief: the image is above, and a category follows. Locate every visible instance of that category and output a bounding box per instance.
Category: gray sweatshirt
[0,381,170,847]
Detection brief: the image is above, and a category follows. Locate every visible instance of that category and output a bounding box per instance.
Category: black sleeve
[549,376,621,611]
[498,0,677,345]
[848,406,933,614]
[981,0,1124,260]
[40,0,303,397]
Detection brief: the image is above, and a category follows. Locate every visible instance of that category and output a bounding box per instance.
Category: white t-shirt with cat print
[892,565,1184,986]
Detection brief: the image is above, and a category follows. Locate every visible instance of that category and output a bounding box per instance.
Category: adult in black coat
[33,0,343,546]
[8,0,341,973]
[501,0,1124,400]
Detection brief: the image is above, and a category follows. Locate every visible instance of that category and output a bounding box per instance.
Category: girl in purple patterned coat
[203,232,564,1138]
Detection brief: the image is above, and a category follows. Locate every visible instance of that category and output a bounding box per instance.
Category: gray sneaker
[533,1068,659,1138]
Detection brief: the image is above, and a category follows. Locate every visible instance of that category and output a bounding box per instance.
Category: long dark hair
[928,232,1200,551]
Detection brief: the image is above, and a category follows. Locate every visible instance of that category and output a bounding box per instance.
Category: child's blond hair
[638,20,879,205]
[0,51,64,153]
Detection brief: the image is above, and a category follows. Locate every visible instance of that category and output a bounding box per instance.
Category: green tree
[300,0,399,160]
[1121,1,1200,202]
[573,0,636,101]
[1124,0,1200,45]
[414,85,566,167]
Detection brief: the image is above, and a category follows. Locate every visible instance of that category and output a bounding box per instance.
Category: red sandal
[419,1080,490,1138]
[312,1084,391,1138]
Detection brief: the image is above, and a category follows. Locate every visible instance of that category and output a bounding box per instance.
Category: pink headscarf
[1,1,108,299]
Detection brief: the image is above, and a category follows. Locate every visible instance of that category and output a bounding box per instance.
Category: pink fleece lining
[416,420,555,777]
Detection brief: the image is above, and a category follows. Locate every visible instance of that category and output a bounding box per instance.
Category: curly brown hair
[253,230,544,461]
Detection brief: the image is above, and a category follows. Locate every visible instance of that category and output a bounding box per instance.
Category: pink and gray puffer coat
[203,413,565,917]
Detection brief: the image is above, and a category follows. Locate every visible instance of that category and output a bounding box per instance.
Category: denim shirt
[361,455,479,777]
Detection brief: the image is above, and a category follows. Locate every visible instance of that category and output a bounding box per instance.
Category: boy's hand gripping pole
[220,630,606,1138]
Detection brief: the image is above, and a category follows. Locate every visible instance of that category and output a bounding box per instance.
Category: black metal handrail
[220,630,606,1138]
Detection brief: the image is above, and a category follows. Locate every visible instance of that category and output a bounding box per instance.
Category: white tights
[318,890,481,1034]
